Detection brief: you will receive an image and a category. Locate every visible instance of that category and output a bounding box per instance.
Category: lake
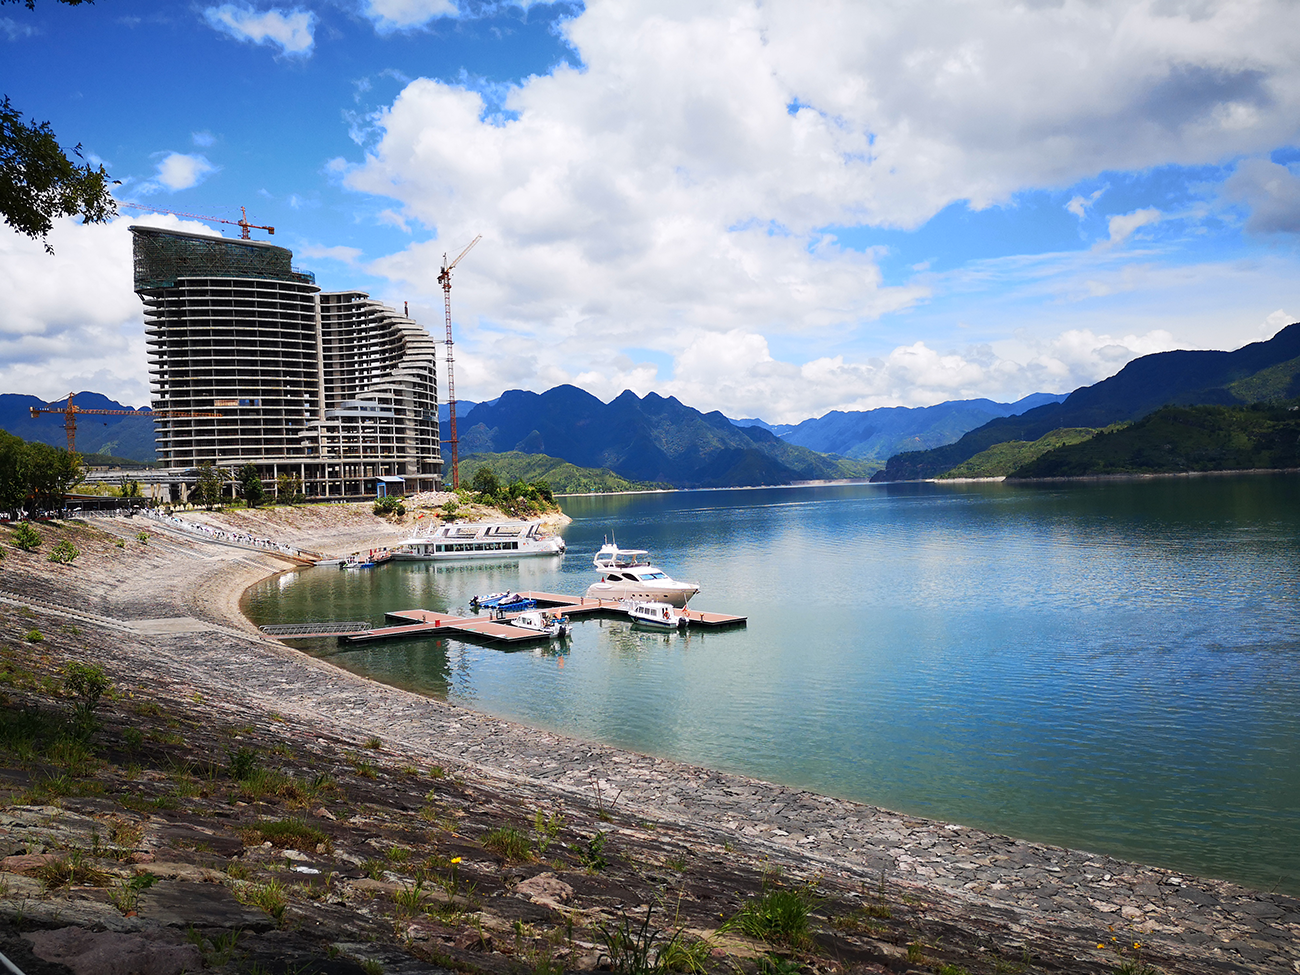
[242,475,1300,893]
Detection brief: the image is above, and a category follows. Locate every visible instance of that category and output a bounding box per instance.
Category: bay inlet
[243,474,1300,894]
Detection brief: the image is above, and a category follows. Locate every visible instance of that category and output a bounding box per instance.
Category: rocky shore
[0,508,1296,975]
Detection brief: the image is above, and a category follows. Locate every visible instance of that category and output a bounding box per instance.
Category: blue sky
[2,0,1299,422]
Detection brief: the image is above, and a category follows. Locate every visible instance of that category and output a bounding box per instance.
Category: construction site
[128,225,442,499]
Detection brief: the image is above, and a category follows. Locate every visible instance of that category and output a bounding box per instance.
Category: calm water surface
[243,476,1300,893]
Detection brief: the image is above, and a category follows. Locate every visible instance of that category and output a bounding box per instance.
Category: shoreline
[3,510,1298,972]
[565,466,1300,497]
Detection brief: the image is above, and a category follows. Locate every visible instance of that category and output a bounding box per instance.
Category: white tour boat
[391,521,565,561]
[510,610,573,639]
[584,541,699,607]
[623,598,688,629]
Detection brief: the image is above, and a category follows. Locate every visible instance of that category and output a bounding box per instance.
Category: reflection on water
[243,475,1300,893]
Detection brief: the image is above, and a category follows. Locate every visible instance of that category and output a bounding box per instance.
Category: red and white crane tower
[118,202,275,239]
[437,235,481,490]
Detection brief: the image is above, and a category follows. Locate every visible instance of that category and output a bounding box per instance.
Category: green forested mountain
[1007,401,1300,478]
[937,428,1103,479]
[873,322,1300,481]
[457,452,667,494]
[458,385,870,488]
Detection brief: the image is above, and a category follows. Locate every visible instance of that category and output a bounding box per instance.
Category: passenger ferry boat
[584,540,700,607]
[391,521,566,561]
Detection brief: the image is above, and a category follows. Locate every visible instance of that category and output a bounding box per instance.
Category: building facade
[132,226,440,497]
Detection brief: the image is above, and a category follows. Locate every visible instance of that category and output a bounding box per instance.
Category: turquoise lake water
[242,475,1300,893]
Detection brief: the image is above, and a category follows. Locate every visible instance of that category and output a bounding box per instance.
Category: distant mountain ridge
[0,393,157,462]
[731,392,1066,466]
[872,323,1300,481]
[457,385,868,488]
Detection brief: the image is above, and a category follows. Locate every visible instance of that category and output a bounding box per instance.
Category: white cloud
[1,17,38,40]
[341,0,1300,419]
[143,152,218,193]
[1066,188,1106,220]
[203,4,315,56]
[1104,207,1164,247]
[0,215,212,406]
[1224,157,1300,234]
[297,243,363,265]
[363,0,458,31]
[191,130,215,147]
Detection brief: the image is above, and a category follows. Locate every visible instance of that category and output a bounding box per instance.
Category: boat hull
[585,581,697,608]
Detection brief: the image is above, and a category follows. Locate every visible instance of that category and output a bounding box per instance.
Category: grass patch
[240,818,330,852]
[724,886,817,949]
[37,851,112,889]
[483,825,532,862]
[236,879,289,924]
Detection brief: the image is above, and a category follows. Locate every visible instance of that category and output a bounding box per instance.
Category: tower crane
[30,393,222,455]
[437,235,481,490]
[119,202,274,240]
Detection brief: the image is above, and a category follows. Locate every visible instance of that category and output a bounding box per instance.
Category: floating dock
[287,590,747,646]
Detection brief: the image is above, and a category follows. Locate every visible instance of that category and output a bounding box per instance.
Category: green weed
[108,872,158,914]
[47,539,79,564]
[483,825,533,862]
[580,830,609,871]
[11,523,41,551]
[724,886,816,949]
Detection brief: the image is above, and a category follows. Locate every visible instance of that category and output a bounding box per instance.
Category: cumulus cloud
[362,0,458,31]
[141,152,218,193]
[342,0,1300,420]
[203,4,315,56]
[1224,157,1300,234]
[0,215,215,405]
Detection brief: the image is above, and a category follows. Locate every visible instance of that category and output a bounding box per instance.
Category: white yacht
[392,521,565,561]
[584,541,699,607]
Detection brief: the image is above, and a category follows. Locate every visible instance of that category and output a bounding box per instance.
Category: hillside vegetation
[1008,401,1300,478]
[457,452,667,494]
[874,322,1300,481]
[937,428,1103,478]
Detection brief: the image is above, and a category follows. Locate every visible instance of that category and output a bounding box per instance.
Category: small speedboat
[341,557,375,569]
[470,591,537,617]
[510,610,573,639]
[623,599,688,629]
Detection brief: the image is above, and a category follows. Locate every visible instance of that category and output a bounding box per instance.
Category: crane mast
[437,235,481,490]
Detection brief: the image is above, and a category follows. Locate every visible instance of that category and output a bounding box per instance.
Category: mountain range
[457,386,865,488]
[872,322,1300,481]
[731,392,1066,466]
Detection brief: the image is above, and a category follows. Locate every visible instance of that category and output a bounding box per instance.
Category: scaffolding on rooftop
[130,226,315,290]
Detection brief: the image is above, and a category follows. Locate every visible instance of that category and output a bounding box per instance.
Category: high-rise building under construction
[131,226,440,497]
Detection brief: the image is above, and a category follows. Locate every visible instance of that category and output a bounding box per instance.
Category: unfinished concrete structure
[132,227,440,497]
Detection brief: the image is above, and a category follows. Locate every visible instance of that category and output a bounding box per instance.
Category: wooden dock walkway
[327,590,746,646]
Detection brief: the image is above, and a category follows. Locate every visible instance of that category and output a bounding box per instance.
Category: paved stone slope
[0,515,1296,974]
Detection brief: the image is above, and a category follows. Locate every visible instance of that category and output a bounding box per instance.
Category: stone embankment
[0,507,1296,975]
